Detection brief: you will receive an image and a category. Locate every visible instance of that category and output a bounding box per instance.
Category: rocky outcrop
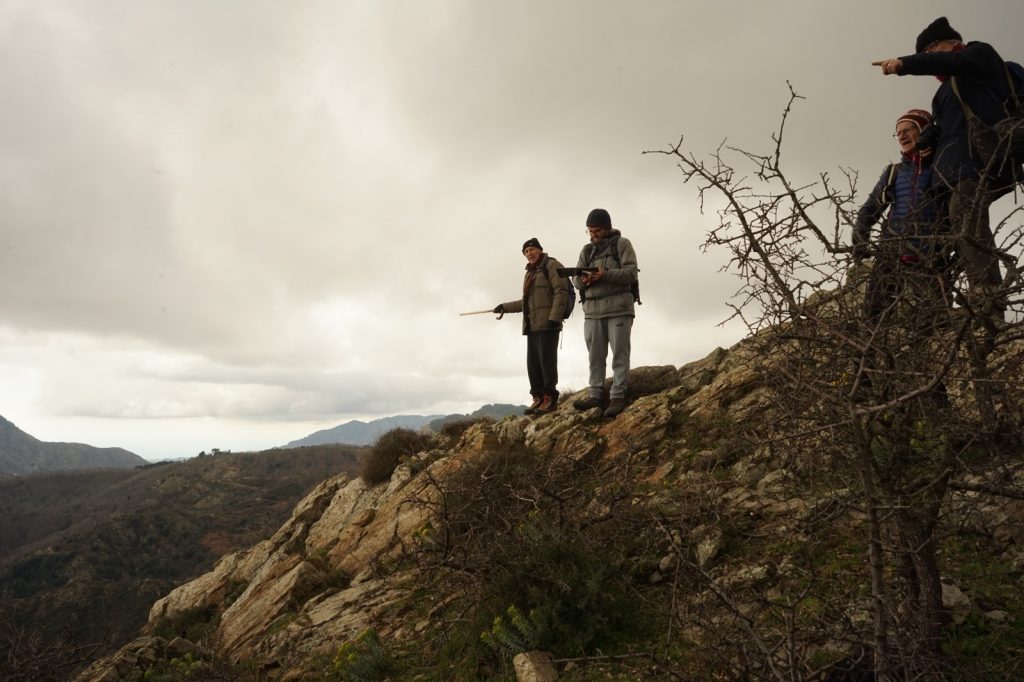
[78,340,1024,681]
[79,350,741,680]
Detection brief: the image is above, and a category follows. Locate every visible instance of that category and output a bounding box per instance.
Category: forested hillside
[0,444,363,680]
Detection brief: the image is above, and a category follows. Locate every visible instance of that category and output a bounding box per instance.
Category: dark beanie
[522,237,542,252]
[915,17,961,53]
[585,208,612,230]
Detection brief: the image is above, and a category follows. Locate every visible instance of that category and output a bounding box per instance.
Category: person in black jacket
[853,108,951,321]
[872,17,1017,323]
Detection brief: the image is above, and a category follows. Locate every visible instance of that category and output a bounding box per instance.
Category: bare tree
[649,84,1024,678]
[0,604,105,681]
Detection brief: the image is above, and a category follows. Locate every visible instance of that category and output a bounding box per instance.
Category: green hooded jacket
[574,230,638,319]
[501,255,569,335]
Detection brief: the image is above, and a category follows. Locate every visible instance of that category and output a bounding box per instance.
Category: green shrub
[481,605,540,662]
[360,428,432,485]
[151,605,218,643]
[422,443,653,672]
[325,628,395,681]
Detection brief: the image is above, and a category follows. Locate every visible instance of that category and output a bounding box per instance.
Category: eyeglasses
[923,39,952,53]
[892,127,917,139]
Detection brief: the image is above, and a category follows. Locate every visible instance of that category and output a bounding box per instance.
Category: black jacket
[899,41,1015,188]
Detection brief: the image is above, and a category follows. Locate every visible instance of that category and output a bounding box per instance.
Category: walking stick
[459,309,497,316]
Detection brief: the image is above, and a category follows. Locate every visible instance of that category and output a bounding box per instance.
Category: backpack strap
[879,163,898,206]
[609,235,623,268]
[950,76,975,118]
[1004,62,1024,116]
[587,236,623,267]
[950,75,987,161]
[951,65,1021,122]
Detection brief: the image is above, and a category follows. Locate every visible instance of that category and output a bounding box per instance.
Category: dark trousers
[864,252,953,324]
[949,178,1008,323]
[950,178,1002,293]
[861,252,953,407]
[526,330,559,397]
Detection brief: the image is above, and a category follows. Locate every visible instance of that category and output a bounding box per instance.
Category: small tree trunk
[852,431,891,678]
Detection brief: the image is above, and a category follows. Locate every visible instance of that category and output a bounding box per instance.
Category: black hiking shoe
[573,395,607,411]
[603,398,626,418]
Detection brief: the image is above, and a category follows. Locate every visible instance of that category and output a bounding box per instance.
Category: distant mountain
[283,414,444,448]
[427,403,526,431]
[284,404,527,448]
[0,415,146,476]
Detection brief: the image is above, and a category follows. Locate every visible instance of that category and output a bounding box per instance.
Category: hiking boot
[523,395,544,415]
[535,394,558,414]
[603,398,626,418]
[536,391,561,411]
[573,394,607,411]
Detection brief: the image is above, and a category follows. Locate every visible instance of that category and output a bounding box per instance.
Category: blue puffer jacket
[898,41,1016,188]
[854,154,940,258]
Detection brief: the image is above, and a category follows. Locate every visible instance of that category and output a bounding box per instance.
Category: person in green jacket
[494,238,569,415]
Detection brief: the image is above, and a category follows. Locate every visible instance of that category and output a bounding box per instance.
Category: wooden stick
[459,309,496,316]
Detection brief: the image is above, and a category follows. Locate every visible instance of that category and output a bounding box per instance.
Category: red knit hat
[896,108,932,132]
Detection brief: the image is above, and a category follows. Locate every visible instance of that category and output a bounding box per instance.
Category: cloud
[1,0,1022,459]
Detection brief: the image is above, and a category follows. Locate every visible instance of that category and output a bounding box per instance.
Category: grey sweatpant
[584,316,633,399]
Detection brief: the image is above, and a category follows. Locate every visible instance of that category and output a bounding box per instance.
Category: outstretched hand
[580,267,605,286]
[871,58,903,75]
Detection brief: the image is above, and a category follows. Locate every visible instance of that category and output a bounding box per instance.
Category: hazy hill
[283,414,443,447]
[284,404,526,448]
[0,443,364,678]
[0,415,145,476]
[426,403,525,431]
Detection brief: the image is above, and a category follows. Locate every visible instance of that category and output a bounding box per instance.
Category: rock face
[78,350,744,680]
[77,340,1024,681]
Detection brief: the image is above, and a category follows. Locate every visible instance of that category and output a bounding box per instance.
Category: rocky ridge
[78,338,1024,681]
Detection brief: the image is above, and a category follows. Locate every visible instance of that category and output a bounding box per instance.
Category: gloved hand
[493,305,505,314]
[547,320,560,329]
[851,243,870,262]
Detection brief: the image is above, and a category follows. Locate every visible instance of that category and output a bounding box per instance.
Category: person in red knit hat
[853,108,951,321]
[872,17,1022,325]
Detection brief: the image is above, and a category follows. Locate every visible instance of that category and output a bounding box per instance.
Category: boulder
[514,650,558,682]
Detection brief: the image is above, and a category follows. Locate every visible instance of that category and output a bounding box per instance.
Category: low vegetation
[360,428,433,485]
[399,442,660,678]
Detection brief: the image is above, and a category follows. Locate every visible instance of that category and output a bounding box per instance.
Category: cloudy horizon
[2,1,1022,460]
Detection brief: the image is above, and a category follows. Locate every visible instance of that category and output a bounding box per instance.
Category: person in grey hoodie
[572,208,639,418]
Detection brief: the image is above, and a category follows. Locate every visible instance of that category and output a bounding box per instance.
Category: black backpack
[542,257,576,319]
[951,61,1024,177]
[585,236,641,304]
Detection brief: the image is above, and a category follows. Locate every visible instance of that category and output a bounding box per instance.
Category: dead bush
[437,416,494,440]
[360,428,433,485]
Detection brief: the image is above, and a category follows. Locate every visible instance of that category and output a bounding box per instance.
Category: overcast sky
[2,1,1022,460]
